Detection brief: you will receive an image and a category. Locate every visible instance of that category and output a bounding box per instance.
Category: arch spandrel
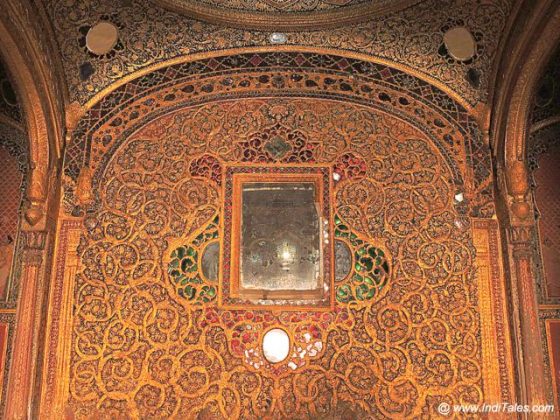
[44,0,514,107]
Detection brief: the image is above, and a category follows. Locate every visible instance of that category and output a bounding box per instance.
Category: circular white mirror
[262,328,290,363]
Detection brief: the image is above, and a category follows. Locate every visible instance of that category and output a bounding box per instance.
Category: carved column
[4,230,49,419]
[505,161,548,407]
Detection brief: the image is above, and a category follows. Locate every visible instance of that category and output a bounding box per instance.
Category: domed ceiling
[152,0,423,30]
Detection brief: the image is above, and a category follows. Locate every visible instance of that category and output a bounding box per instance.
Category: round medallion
[86,22,119,56]
[334,240,352,281]
[443,27,476,62]
[262,328,290,363]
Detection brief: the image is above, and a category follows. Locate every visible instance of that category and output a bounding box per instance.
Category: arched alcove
[527,44,560,410]
[0,58,29,415]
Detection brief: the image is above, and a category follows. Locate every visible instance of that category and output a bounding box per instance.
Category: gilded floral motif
[71,98,481,418]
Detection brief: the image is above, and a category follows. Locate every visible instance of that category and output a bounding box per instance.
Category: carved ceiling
[151,0,423,30]
[162,0,376,12]
[43,0,515,106]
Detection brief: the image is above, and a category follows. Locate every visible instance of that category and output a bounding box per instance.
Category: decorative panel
[40,53,513,418]
[221,166,334,309]
[50,97,499,418]
[471,219,515,403]
[40,220,83,417]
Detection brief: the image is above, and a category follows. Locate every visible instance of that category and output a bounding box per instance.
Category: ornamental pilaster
[5,229,50,420]
[503,160,548,410]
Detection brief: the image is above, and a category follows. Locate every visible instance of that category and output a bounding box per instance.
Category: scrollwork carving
[168,216,219,303]
[69,98,482,418]
[44,0,514,105]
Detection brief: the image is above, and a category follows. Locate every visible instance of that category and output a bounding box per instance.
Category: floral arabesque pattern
[334,214,390,306]
[189,154,222,186]
[239,123,318,163]
[333,152,367,181]
[168,216,219,303]
[70,97,481,418]
[44,0,514,105]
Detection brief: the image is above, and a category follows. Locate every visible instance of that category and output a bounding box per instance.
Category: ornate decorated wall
[36,51,516,418]
[5,0,560,417]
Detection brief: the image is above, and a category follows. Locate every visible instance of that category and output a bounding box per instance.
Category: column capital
[19,231,49,267]
[21,230,48,251]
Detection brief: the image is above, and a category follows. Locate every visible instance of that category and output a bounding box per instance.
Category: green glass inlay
[168,216,220,304]
[334,214,390,305]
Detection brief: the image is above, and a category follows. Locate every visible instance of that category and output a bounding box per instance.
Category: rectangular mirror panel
[240,182,322,296]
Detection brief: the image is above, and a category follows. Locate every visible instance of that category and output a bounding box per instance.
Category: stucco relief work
[68,98,482,418]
